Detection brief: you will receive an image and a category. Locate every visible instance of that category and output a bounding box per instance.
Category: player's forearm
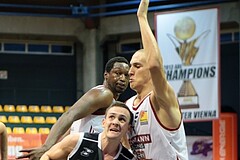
[138,0,162,65]
[121,134,131,149]
[40,154,50,160]
[43,112,73,150]
[42,137,71,160]
[57,128,70,143]
[40,150,63,160]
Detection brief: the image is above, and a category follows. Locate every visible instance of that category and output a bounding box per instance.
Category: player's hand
[16,146,48,160]
[137,0,149,18]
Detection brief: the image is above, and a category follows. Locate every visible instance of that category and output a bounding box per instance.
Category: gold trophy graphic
[167,16,210,109]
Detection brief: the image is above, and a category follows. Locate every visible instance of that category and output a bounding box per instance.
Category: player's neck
[136,87,152,100]
[134,90,151,106]
[101,138,120,158]
[103,81,119,100]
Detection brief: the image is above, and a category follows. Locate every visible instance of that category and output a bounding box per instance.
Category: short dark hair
[105,57,130,73]
[105,101,133,125]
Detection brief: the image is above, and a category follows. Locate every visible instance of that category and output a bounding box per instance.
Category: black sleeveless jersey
[68,133,134,160]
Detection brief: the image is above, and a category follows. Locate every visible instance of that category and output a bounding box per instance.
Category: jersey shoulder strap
[116,146,134,160]
[84,132,99,140]
[69,133,103,160]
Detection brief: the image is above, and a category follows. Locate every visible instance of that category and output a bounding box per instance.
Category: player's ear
[104,71,109,79]
[102,118,106,128]
[128,124,132,131]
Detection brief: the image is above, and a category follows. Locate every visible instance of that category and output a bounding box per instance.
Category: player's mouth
[116,83,126,90]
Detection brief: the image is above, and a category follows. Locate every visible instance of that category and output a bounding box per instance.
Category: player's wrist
[42,144,51,151]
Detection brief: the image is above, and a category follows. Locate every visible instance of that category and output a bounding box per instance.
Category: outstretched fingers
[16,152,33,159]
[18,148,36,153]
[16,148,38,159]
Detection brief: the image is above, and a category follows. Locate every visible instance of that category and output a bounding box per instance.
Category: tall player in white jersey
[126,0,188,159]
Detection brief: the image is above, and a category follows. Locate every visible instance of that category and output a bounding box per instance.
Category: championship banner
[212,113,237,160]
[155,7,220,121]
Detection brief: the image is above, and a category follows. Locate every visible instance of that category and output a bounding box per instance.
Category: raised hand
[137,0,149,18]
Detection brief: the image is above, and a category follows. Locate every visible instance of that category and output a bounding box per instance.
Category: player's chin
[116,86,127,93]
[129,83,135,90]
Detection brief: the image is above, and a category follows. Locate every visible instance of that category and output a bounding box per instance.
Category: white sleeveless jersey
[126,94,188,160]
[70,114,105,134]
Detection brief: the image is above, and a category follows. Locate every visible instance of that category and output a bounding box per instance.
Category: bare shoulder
[68,133,81,142]
[62,133,81,145]
[66,85,113,117]
[61,133,82,152]
[89,85,113,98]
[76,85,113,109]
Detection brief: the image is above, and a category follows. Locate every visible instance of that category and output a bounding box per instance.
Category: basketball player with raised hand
[126,0,188,159]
